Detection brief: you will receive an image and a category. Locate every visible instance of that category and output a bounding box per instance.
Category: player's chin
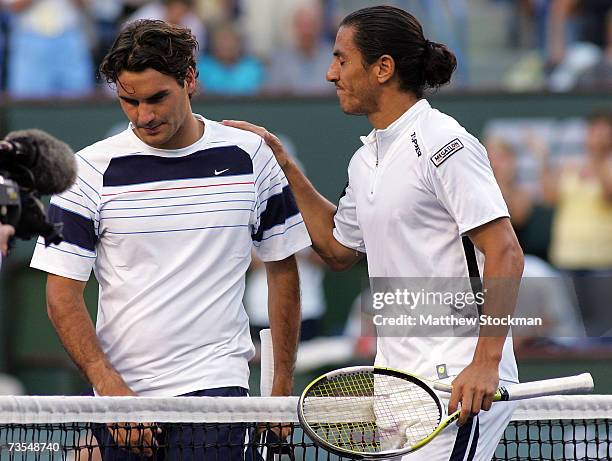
[139,128,169,146]
[340,102,367,116]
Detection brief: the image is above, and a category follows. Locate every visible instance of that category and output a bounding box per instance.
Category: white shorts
[398,381,517,461]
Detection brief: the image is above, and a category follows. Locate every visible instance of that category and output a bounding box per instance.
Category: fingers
[222,120,266,137]
[449,385,476,427]
[470,388,485,417]
[447,387,460,415]
[482,394,493,411]
[457,388,472,427]
[109,423,159,457]
[138,427,160,457]
[0,225,15,257]
[280,423,293,441]
[450,386,495,426]
[270,423,293,441]
[222,120,288,166]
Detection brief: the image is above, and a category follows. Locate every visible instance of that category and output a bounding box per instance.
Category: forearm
[283,160,357,269]
[266,256,300,396]
[473,237,524,364]
[47,280,132,395]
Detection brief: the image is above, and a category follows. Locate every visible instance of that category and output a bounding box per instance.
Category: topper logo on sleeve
[431,138,464,167]
[411,132,422,157]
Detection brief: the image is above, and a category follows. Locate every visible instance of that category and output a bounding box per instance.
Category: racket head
[297,366,444,459]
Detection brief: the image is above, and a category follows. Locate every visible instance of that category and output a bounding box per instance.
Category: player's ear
[376,54,395,85]
[185,67,197,94]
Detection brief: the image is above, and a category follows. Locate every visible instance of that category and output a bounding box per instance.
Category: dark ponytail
[341,6,457,97]
[423,41,457,89]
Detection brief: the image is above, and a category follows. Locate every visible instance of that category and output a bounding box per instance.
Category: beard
[338,86,380,116]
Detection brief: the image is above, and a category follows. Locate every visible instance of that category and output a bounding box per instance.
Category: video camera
[0,129,77,247]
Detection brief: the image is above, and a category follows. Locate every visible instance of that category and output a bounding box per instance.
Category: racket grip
[260,329,274,397]
[497,373,594,401]
[432,382,453,393]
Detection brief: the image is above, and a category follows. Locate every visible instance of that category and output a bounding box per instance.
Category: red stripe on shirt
[101,181,255,197]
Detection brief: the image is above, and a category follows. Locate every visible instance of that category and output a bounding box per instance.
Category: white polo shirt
[333,99,518,383]
[31,115,311,396]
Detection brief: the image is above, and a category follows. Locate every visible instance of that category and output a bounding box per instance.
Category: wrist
[472,338,504,365]
[86,360,133,396]
[271,375,294,396]
[95,377,135,396]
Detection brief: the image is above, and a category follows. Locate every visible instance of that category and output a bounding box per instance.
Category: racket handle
[260,329,274,397]
[495,373,594,401]
[432,382,453,393]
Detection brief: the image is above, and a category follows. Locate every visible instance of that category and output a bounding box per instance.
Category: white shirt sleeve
[333,179,366,253]
[30,166,99,281]
[250,143,311,261]
[427,134,509,235]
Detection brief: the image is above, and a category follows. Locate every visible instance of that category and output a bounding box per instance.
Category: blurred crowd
[0,0,609,99]
[502,0,612,91]
[485,110,612,342]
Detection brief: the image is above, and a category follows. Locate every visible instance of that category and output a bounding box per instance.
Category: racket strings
[302,372,442,454]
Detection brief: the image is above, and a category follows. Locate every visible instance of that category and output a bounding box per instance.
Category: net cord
[0,395,610,424]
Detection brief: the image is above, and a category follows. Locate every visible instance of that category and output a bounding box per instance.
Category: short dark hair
[99,19,199,86]
[340,6,457,98]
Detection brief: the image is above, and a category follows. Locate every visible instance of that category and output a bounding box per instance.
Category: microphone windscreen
[5,129,77,195]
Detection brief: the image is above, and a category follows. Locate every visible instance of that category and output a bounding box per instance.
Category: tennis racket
[297,366,593,459]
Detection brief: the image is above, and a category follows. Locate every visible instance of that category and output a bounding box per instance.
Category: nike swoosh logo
[214,168,230,175]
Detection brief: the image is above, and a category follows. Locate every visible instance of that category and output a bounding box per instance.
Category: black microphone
[0,129,77,195]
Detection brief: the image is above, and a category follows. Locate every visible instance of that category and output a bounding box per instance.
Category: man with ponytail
[226,6,524,460]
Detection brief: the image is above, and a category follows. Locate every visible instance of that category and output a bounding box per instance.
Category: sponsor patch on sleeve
[430,138,464,167]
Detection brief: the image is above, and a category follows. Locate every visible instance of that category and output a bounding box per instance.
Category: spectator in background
[546,0,611,90]
[487,136,586,348]
[1,0,94,98]
[127,0,206,50]
[541,111,612,335]
[487,137,554,261]
[265,2,334,95]
[575,8,612,89]
[89,0,124,74]
[487,138,534,231]
[195,0,240,29]
[198,22,264,95]
[238,0,308,61]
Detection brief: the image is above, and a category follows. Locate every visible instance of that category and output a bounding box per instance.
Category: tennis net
[0,395,610,460]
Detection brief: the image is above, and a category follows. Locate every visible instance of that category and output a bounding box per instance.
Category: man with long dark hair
[227,5,524,460]
[31,19,310,460]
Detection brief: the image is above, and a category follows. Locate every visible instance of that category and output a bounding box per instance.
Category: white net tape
[0,395,610,425]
